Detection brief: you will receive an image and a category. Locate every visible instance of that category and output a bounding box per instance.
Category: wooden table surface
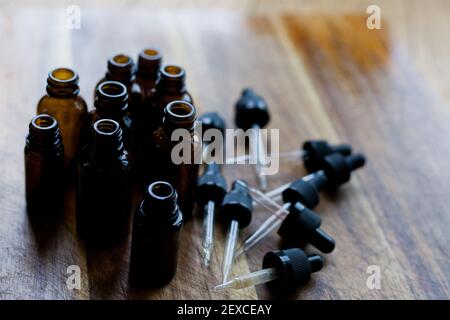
[1,0,450,300]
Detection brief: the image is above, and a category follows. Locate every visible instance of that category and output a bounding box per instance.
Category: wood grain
[0,0,449,299]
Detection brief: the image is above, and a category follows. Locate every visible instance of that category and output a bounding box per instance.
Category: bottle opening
[166,101,195,118]
[112,54,131,65]
[31,114,57,131]
[50,68,77,82]
[98,81,127,98]
[148,181,175,200]
[162,65,184,78]
[93,119,120,136]
[143,49,160,58]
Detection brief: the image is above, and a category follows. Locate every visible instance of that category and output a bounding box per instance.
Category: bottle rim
[160,65,185,79]
[97,81,128,99]
[31,114,58,131]
[48,67,78,84]
[140,48,162,61]
[147,181,175,201]
[93,119,120,136]
[109,54,133,67]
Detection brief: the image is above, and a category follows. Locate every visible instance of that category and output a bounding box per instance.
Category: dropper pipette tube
[220,180,253,283]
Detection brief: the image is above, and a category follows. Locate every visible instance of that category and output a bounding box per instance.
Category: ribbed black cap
[278,202,335,253]
[199,112,226,135]
[235,88,270,130]
[220,179,253,228]
[322,153,366,189]
[197,163,228,205]
[302,140,352,172]
[282,180,319,209]
[262,248,323,292]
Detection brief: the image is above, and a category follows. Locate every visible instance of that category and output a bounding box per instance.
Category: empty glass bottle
[146,101,199,218]
[86,81,134,151]
[136,48,162,103]
[76,119,132,247]
[146,65,193,133]
[25,114,65,218]
[129,181,183,288]
[37,67,87,167]
[95,54,142,120]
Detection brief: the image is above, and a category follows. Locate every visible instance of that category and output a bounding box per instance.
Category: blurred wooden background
[0,0,449,299]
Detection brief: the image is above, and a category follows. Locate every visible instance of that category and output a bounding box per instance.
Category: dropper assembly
[236,192,335,256]
[215,248,323,293]
[252,153,366,209]
[235,88,270,190]
[197,163,228,267]
[235,152,367,257]
[226,139,352,171]
[220,179,253,283]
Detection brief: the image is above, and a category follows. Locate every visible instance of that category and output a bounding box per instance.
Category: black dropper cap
[321,153,366,189]
[281,172,328,209]
[197,163,228,205]
[262,248,323,293]
[278,202,335,253]
[220,180,253,228]
[235,88,270,130]
[303,140,352,172]
[199,112,226,135]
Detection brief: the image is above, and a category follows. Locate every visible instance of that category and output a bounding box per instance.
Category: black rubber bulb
[197,163,228,205]
[303,140,352,172]
[235,88,270,130]
[277,202,335,254]
[281,171,328,209]
[321,153,366,189]
[221,179,253,228]
[199,112,226,135]
[262,248,323,293]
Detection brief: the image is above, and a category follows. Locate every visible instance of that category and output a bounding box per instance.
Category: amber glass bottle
[25,114,65,218]
[146,101,199,218]
[37,68,87,167]
[76,119,132,247]
[129,181,183,288]
[146,65,193,133]
[95,54,142,120]
[136,48,162,102]
[87,81,134,150]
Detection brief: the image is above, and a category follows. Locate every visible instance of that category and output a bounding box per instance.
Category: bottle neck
[94,81,129,116]
[27,114,63,154]
[137,49,162,80]
[46,68,80,97]
[139,181,181,225]
[92,119,124,161]
[163,101,196,134]
[105,54,136,85]
[156,65,186,94]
